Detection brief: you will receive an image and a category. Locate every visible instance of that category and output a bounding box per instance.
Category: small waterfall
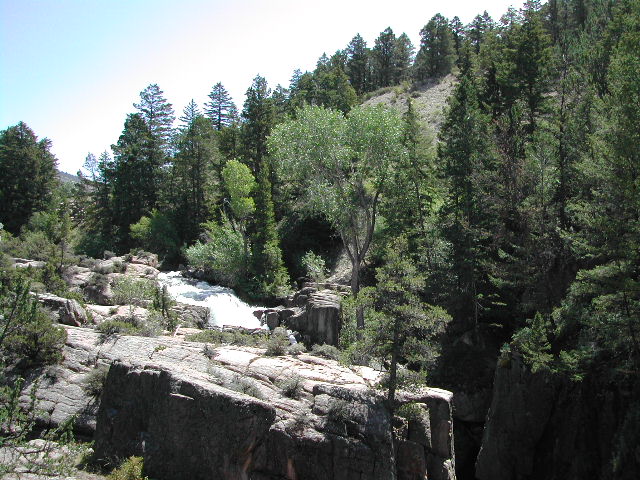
[157,271,264,329]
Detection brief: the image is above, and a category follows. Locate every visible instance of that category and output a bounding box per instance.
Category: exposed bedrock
[24,326,456,480]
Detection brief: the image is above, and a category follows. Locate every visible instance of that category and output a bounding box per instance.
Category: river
[157,271,264,329]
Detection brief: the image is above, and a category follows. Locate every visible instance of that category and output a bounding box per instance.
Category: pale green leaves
[222,159,256,220]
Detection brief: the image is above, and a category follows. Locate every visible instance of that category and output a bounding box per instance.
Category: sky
[1,0,520,174]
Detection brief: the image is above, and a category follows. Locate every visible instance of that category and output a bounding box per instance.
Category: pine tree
[392,33,415,84]
[133,84,175,152]
[110,114,160,249]
[251,159,289,297]
[241,75,274,174]
[346,34,370,95]
[438,72,497,329]
[205,82,238,130]
[0,122,59,234]
[179,99,201,129]
[467,11,495,54]
[414,14,456,82]
[172,115,219,245]
[372,27,396,88]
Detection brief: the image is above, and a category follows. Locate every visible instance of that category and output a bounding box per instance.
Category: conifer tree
[372,27,396,88]
[346,34,370,95]
[241,75,274,174]
[392,33,415,84]
[415,14,456,82]
[251,159,289,297]
[134,84,175,152]
[0,122,58,234]
[172,114,219,245]
[110,113,160,249]
[179,99,201,129]
[438,72,497,329]
[205,82,238,130]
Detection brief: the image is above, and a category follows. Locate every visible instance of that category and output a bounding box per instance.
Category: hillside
[362,74,457,137]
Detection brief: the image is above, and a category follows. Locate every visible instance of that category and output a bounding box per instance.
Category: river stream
[157,271,264,329]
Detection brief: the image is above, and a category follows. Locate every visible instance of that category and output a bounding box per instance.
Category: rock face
[475,352,639,480]
[28,327,455,480]
[286,287,344,347]
[36,293,88,326]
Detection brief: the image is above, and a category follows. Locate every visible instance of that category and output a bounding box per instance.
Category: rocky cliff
[475,352,639,480]
[26,326,456,480]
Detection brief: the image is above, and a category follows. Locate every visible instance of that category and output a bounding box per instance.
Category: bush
[227,374,263,399]
[265,327,290,356]
[112,277,156,307]
[301,251,327,284]
[396,402,425,422]
[130,210,179,261]
[82,364,109,397]
[310,344,340,361]
[287,342,307,355]
[327,398,350,422]
[184,222,246,288]
[96,319,140,338]
[1,274,66,367]
[279,374,304,399]
[108,456,147,480]
[186,328,268,347]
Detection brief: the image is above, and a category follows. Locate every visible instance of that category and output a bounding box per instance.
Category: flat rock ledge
[25,326,455,480]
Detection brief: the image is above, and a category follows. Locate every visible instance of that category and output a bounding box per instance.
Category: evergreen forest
[1,0,639,478]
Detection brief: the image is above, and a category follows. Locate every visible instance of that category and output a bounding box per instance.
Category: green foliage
[310,343,340,361]
[356,236,451,403]
[226,374,264,399]
[250,159,290,299]
[512,312,554,373]
[185,328,268,347]
[415,14,456,81]
[108,456,148,480]
[96,319,140,338]
[395,402,426,422]
[278,374,304,399]
[112,277,156,307]
[270,103,407,326]
[301,251,327,284]
[0,274,66,368]
[82,364,109,398]
[184,220,246,288]
[129,210,179,261]
[222,159,256,221]
[0,122,59,234]
[265,327,290,356]
[327,398,351,422]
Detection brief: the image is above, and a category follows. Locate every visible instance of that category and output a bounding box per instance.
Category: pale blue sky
[1,0,518,174]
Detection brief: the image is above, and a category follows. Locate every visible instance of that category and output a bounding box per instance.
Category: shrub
[96,319,140,338]
[279,374,304,399]
[130,210,179,261]
[396,402,425,422]
[310,344,340,361]
[327,398,350,422]
[1,275,66,367]
[227,374,263,399]
[82,364,109,398]
[112,277,156,307]
[184,222,245,288]
[186,328,268,347]
[108,456,147,480]
[287,342,307,355]
[301,251,327,284]
[265,327,289,356]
